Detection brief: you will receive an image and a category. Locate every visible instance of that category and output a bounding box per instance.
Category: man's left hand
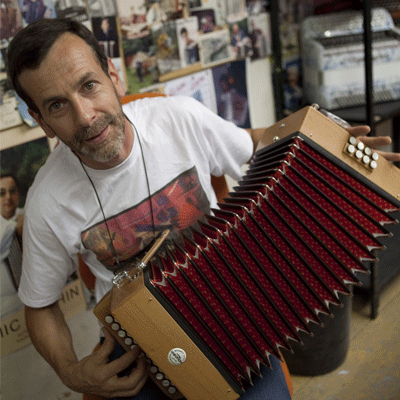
[346,125,400,163]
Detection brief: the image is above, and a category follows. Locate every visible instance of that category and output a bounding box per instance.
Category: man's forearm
[25,303,79,384]
[245,127,268,154]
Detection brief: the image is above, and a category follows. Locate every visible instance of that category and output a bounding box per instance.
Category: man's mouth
[84,125,109,144]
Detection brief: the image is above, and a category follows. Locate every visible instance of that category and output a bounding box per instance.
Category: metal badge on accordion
[95,106,400,400]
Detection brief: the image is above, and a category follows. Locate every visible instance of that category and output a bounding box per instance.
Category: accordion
[94,106,400,400]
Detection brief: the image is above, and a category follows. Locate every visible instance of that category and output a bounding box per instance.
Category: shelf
[329,100,400,125]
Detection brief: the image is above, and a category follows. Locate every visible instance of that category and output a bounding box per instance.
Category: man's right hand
[62,328,149,398]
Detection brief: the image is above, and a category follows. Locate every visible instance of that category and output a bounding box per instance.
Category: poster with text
[164,69,217,112]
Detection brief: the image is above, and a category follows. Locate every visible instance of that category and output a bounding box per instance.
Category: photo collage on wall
[117,0,275,95]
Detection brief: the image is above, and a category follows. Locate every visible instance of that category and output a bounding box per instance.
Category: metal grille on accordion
[94,106,400,400]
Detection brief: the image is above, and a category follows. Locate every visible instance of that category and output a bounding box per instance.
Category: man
[6,18,400,400]
[1,174,24,316]
[0,174,24,261]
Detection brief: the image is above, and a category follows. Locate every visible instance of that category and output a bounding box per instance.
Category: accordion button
[111,323,120,331]
[364,147,372,156]
[162,379,170,387]
[118,330,126,338]
[347,144,355,154]
[105,316,114,324]
[349,136,357,145]
[372,152,379,161]
[355,150,363,159]
[370,160,378,169]
[362,155,370,164]
[150,366,158,374]
[357,141,365,151]
[168,387,177,394]
[124,337,133,346]
[156,372,164,380]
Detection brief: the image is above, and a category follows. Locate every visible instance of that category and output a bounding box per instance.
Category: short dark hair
[7,18,108,114]
[0,173,19,189]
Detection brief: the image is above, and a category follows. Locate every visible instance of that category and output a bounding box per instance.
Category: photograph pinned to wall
[15,94,37,127]
[187,0,201,9]
[190,8,215,33]
[176,17,200,68]
[17,0,56,25]
[110,57,128,93]
[199,0,226,26]
[227,15,252,59]
[283,57,304,114]
[248,12,271,60]
[199,28,232,68]
[0,77,23,131]
[152,20,180,75]
[164,69,217,113]
[117,0,149,39]
[121,33,158,93]
[222,0,246,20]
[54,0,89,23]
[1,0,23,41]
[92,16,120,58]
[86,0,118,18]
[1,137,51,319]
[212,59,251,128]
[246,0,268,15]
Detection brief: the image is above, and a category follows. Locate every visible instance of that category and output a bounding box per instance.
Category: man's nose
[74,97,96,127]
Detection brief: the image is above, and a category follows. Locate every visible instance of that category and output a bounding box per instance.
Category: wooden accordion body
[94,106,400,400]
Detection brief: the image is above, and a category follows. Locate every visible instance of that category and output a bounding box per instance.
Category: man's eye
[85,81,95,90]
[50,102,62,111]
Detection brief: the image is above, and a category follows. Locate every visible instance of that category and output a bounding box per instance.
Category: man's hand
[62,328,149,398]
[346,125,400,163]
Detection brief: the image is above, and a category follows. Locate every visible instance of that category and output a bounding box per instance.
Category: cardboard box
[0,278,86,357]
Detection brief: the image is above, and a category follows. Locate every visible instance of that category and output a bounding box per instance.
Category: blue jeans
[106,340,292,400]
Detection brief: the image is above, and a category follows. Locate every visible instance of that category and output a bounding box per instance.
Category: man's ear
[107,58,126,98]
[28,109,57,139]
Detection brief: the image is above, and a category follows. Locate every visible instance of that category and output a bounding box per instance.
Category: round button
[370,160,377,169]
[111,323,120,331]
[150,366,158,374]
[372,152,379,161]
[349,136,357,145]
[168,348,187,365]
[156,372,164,380]
[355,150,363,159]
[105,315,114,324]
[362,155,370,164]
[357,141,365,151]
[347,144,355,154]
[364,147,372,156]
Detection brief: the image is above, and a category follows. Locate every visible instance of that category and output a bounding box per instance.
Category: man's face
[19,33,130,169]
[0,177,20,220]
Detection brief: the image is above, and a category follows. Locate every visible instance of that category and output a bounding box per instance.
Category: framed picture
[199,29,232,68]
[176,17,200,68]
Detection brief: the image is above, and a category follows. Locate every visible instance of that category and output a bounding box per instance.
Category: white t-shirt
[18,96,253,307]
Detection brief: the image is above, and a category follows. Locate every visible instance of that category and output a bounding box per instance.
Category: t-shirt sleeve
[18,213,76,308]
[176,96,253,180]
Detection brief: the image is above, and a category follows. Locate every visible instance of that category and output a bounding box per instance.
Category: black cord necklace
[79,117,156,272]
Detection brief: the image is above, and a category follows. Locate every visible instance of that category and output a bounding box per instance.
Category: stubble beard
[70,109,126,163]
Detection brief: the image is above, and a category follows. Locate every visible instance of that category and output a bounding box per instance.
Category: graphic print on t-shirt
[81,167,210,272]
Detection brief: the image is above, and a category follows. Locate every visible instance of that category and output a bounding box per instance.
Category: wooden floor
[289,273,400,400]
